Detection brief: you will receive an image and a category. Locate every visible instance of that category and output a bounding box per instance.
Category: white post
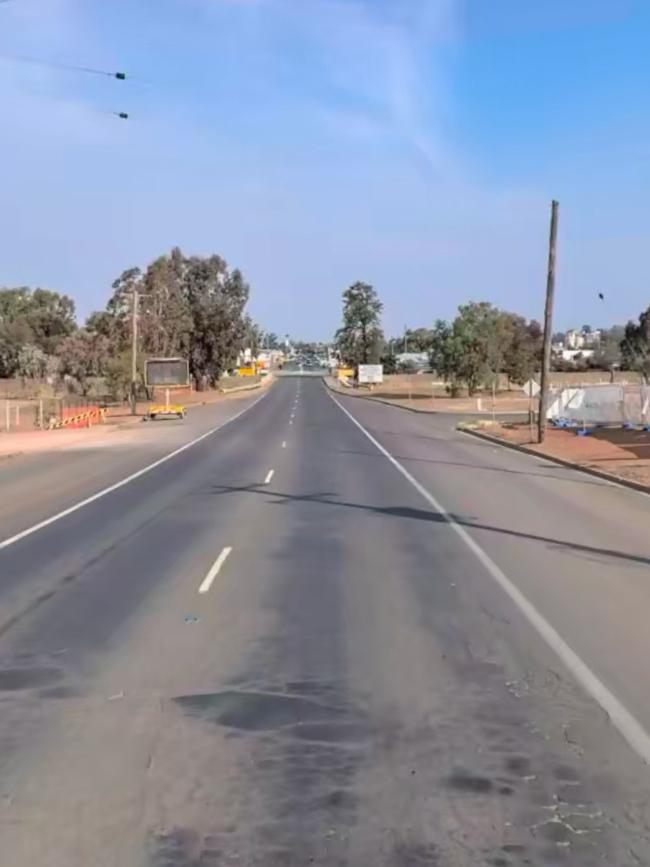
[5,400,10,432]
[15,404,20,427]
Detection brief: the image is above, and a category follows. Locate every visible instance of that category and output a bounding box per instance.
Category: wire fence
[0,396,103,433]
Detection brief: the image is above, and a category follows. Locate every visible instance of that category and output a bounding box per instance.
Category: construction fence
[548,384,650,427]
[0,396,105,433]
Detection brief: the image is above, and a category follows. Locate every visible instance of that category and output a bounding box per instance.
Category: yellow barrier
[147,404,186,420]
[337,367,355,380]
[48,408,106,430]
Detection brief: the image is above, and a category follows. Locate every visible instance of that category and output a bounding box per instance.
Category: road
[1,377,650,865]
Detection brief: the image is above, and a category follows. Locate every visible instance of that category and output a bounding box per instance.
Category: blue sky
[1,0,649,339]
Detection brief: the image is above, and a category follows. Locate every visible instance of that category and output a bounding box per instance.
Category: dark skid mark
[38,685,79,699]
[504,754,531,776]
[392,840,441,865]
[0,666,63,691]
[174,689,343,732]
[286,720,369,745]
[445,768,494,793]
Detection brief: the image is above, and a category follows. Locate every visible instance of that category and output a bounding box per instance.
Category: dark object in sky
[115,112,129,119]
[598,293,605,300]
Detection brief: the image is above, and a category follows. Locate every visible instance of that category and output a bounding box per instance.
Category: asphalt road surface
[1,378,650,866]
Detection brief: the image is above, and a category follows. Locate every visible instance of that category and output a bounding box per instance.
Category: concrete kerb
[219,375,274,396]
[460,425,650,499]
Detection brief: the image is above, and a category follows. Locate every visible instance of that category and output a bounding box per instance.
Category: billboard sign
[145,358,190,387]
[358,364,384,384]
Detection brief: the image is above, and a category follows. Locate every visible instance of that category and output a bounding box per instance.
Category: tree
[242,315,263,358]
[430,319,464,396]
[58,329,112,394]
[15,344,50,379]
[621,307,650,380]
[261,331,280,350]
[592,325,624,370]
[87,248,252,391]
[395,327,435,354]
[430,303,541,395]
[501,315,542,385]
[25,289,76,353]
[335,281,384,366]
[445,302,501,395]
[0,286,76,377]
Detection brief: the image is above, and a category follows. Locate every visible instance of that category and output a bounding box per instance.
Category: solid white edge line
[264,469,275,485]
[0,391,268,551]
[328,390,650,765]
[198,546,233,594]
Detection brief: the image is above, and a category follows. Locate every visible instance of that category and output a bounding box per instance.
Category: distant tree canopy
[387,328,435,355]
[0,287,76,378]
[335,281,384,366]
[84,248,253,393]
[429,302,542,396]
[0,248,259,395]
[621,306,650,380]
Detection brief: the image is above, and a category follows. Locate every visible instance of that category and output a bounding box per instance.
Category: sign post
[522,379,541,442]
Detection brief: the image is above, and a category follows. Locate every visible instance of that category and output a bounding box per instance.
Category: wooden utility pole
[130,289,139,416]
[538,200,559,443]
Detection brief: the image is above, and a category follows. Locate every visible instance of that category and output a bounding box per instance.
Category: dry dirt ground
[476,421,650,489]
[330,377,530,414]
[0,378,271,460]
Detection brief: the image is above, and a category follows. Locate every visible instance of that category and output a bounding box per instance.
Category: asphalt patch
[174,689,343,732]
[0,666,63,691]
[445,768,494,793]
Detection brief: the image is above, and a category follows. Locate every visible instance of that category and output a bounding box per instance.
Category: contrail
[0,52,127,79]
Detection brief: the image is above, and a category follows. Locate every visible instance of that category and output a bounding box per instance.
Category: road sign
[144,358,190,387]
[358,364,384,384]
[522,379,540,398]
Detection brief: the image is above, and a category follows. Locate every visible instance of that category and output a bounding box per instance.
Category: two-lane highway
[1,377,650,865]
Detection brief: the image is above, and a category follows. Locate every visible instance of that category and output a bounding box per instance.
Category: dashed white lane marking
[0,392,268,551]
[198,546,233,594]
[282,441,287,448]
[264,469,275,485]
[329,390,650,765]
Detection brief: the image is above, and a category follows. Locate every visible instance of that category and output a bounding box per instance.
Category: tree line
[0,247,262,397]
[334,281,650,392]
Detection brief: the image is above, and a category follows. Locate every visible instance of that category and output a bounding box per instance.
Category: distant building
[564,328,601,350]
[559,348,595,363]
[564,329,585,350]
